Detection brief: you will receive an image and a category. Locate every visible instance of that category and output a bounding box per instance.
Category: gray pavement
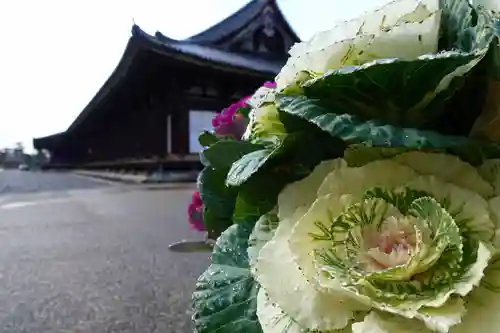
[0,169,110,194]
[0,170,207,332]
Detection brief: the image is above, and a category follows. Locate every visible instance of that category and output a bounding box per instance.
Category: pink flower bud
[188,192,205,232]
[263,81,277,88]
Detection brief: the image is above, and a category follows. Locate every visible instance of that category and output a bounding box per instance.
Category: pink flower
[188,191,205,232]
[191,191,203,206]
[210,82,276,139]
[212,96,251,140]
[187,82,277,232]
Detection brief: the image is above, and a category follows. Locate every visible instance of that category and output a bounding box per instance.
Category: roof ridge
[184,0,274,44]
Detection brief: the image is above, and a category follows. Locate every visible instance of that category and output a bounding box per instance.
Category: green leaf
[447,140,500,165]
[488,18,500,80]
[276,94,474,149]
[192,221,263,333]
[302,51,482,128]
[227,124,346,188]
[236,106,252,118]
[233,193,267,225]
[226,149,276,187]
[286,1,498,137]
[344,144,410,167]
[341,141,500,167]
[465,10,500,141]
[201,140,264,169]
[198,167,237,238]
[439,0,495,52]
[439,2,500,137]
[232,169,294,224]
[231,133,345,231]
[198,131,220,147]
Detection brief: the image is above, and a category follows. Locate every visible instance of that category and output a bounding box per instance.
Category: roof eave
[66,25,279,134]
[141,44,279,77]
[274,1,301,43]
[136,26,280,76]
[33,132,66,150]
[184,0,266,44]
[66,32,143,132]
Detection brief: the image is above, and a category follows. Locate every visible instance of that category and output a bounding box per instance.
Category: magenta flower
[212,96,251,140]
[188,191,205,232]
[187,82,277,233]
[263,81,277,88]
[211,82,276,140]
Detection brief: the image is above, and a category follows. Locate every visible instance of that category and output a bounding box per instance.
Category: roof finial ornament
[262,5,276,37]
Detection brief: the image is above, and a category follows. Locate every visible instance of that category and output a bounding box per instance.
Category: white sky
[0,0,389,152]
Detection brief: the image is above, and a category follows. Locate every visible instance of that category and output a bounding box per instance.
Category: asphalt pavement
[0,169,110,194]
[0,170,207,333]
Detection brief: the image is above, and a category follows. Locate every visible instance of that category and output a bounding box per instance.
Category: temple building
[33,0,300,170]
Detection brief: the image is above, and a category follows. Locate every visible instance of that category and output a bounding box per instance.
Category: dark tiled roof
[184,0,300,45]
[33,132,66,150]
[148,30,283,74]
[62,24,280,135]
[185,0,267,44]
[35,0,296,145]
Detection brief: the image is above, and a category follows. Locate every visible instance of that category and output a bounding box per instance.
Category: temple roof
[34,0,300,147]
[61,24,284,134]
[147,0,301,64]
[33,132,66,150]
[142,28,284,74]
[131,0,302,73]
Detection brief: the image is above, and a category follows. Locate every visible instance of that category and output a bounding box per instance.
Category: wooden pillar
[166,113,172,155]
[171,106,189,155]
[165,80,189,156]
[147,96,167,158]
[157,107,168,158]
[132,110,144,159]
[121,94,143,160]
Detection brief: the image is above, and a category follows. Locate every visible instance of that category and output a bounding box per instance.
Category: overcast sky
[0,0,389,152]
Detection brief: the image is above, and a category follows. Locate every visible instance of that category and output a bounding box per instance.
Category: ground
[0,169,209,333]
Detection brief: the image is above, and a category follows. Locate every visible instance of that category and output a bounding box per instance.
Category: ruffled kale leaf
[192,221,263,333]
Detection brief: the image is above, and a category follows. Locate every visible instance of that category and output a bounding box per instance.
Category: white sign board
[189,110,218,153]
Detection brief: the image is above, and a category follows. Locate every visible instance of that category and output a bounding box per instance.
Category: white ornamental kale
[243,83,286,143]
[250,151,500,333]
[275,0,441,92]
